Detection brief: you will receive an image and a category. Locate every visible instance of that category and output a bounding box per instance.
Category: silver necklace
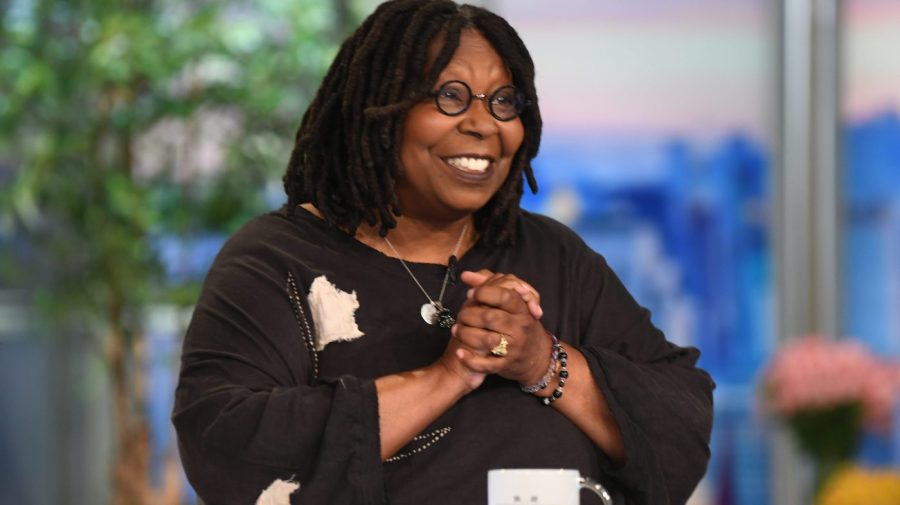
[383,223,469,328]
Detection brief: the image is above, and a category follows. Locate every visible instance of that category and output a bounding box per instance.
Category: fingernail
[456,349,465,359]
[467,288,474,299]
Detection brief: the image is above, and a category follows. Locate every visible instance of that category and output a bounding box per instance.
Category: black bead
[437,309,455,328]
[560,369,569,378]
[447,255,459,284]
[552,389,563,399]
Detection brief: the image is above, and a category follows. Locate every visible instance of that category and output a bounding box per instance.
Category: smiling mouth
[443,156,493,173]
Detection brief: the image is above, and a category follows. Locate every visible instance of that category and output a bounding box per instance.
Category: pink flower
[862,361,900,431]
[762,334,899,431]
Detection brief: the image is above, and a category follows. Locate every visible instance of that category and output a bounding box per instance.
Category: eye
[439,83,468,103]
[492,90,514,105]
[441,89,463,102]
[491,87,518,111]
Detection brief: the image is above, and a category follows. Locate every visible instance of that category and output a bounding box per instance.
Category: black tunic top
[173,207,714,505]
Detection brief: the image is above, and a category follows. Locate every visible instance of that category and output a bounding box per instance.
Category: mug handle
[578,476,613,505]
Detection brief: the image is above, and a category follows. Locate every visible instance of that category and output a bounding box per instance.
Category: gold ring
[490,334,510,357]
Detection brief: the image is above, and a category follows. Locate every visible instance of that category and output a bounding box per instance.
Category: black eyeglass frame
[429,80,529,122]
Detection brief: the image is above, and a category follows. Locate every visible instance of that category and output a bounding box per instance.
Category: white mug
[487,468,613,505]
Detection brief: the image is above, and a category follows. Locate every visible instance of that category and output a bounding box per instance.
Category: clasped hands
[444,269,552,391]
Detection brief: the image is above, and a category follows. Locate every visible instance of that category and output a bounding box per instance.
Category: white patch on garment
[307,275,364,351]
[255,478,300,505]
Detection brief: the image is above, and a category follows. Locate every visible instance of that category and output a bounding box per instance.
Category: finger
[469,284,529,315]
[478,274,543,319]
[460,270,495,288]
[513,279,540,304]
[488,275,540,304]
[508,283,543,319]
[454,323,509,352]
[452,338,489,358]
[465,284,514,303]
[457,351,505,374]
[456,302,516,332]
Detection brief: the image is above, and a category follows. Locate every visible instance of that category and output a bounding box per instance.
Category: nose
[458,95,499,139]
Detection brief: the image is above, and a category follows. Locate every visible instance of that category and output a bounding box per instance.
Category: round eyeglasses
[430,80,527,121]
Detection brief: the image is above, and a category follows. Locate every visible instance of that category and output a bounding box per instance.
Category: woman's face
[396,29,525,223]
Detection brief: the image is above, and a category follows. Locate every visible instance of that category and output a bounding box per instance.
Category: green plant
[0,1,356,503]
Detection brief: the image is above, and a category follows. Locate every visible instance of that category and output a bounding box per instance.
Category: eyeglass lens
[434,81,522,121]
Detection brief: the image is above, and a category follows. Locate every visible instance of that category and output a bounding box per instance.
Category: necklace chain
[383,223,469,325]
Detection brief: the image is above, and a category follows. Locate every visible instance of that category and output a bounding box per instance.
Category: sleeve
[171,250,386,505]
[572,248,715,505]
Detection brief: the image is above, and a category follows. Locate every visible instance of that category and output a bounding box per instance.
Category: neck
[361,214,476,264]
[299,203,477,264]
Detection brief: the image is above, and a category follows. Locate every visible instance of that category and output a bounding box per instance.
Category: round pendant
[420,302,439,325]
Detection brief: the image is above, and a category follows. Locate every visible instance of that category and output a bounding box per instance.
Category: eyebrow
[433,79,516,92]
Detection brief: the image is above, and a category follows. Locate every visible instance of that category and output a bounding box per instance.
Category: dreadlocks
[283,0,542,246]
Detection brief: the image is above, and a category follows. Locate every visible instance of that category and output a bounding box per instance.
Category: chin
[444,195,494,216]
[461,184,504,206]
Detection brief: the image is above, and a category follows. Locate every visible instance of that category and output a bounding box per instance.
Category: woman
[173,1,714,504]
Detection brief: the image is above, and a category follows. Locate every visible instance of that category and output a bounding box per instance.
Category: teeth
[446,157,490,172]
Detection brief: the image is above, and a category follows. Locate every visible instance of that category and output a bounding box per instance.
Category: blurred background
[1,0,898,504]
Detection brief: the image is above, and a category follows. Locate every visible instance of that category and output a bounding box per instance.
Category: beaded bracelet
[541,346,568,406]
[520,332,560,393]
